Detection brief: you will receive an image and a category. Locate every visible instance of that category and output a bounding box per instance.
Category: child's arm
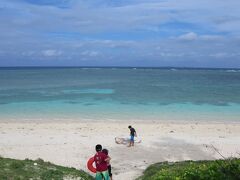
[105,156,111,163]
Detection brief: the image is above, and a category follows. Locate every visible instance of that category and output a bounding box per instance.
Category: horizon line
[0,66,240,70]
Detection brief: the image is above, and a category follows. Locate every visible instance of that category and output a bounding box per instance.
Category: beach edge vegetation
[1,157,240,180]
[137,158,240,180]
[0,157,94,180]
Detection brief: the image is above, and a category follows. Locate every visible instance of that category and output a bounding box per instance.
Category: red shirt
[94,152,108,172]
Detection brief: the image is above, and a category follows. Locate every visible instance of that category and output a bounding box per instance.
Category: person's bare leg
[128,141,133,147]
[130,141,134,147]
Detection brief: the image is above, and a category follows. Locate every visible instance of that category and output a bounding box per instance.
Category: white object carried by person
[115,137,142,145]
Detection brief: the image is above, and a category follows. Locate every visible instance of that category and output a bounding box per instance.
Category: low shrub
[40,169,64,179]
[9,161,25,169]
[137,159,240,180]
[0,157,94,180]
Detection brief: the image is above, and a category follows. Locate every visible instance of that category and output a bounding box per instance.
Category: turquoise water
[0,67,240,121]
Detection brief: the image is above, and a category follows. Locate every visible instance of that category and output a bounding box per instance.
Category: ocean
[0,67,240,122]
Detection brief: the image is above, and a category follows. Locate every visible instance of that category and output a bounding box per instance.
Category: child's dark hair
[95,144,102,152]
[102,148,108,155]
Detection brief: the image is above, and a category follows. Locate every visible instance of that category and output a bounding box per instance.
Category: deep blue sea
[0,67,240,121]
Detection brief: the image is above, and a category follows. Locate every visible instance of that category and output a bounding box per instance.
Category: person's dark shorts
[130,135,134,142]
[108,165,112,177]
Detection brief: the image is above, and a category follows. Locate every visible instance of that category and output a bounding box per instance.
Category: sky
[0,0,240,67]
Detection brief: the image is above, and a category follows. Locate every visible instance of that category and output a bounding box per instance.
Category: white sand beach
[0,120,240,179]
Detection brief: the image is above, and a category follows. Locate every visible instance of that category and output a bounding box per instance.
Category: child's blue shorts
[130,135,134,141]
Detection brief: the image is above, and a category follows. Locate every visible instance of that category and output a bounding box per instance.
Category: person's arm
[105,156,111,163]
[103,154,111,162]
[106,156,111,162]
[134,131,137,137]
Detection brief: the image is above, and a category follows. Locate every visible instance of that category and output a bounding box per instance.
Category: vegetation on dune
[137,158,240,180]
[1,156,240,180]
[0,157,94,180]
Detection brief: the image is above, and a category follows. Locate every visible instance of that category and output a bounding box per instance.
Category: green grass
[1,157,240,180]
[137,158,240,180]
[0,157,94,180]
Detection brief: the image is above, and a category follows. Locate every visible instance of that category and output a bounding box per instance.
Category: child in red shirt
[94,144,110,180]
[102,149,112,180]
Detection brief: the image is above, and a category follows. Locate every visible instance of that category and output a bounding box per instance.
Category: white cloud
[22,51,35,56]
[2,0,240,37]
[178,32,198,40]
[200,35,223,40]
[81,50,100,57]
[210,52,240,58]
[177,32,224,41]
[0,0,240,67]
[42,50,62,57]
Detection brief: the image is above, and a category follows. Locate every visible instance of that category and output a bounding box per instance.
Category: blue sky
[0,0,240,67]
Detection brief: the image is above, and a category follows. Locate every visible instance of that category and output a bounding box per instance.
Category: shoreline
[1,117,240,124]
[1,120,240,179]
